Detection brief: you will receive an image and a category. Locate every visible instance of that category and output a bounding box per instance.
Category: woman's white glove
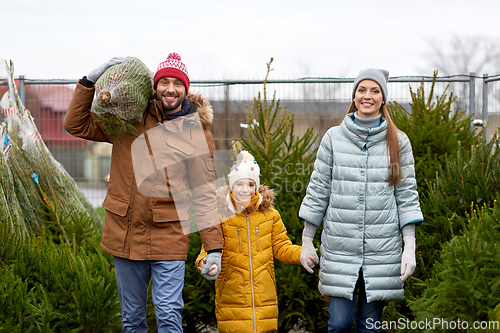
[301,235,319,273]
[200,252,221,281]
[400,236,416,282]
[86,56,127,83]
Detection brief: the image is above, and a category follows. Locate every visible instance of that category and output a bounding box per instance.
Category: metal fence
[1,73,499,207]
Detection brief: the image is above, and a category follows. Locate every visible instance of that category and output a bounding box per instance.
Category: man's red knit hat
[153,52,190,93]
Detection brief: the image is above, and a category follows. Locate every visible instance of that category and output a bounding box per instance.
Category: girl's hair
[347,102,401,185]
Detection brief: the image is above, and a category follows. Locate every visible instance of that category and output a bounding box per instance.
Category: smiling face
[231,178,256,204]
[353,79,384,118]
[155,77,186,113]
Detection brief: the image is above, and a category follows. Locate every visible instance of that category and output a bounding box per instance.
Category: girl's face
[353,80,384,118]
[232,178,256,202]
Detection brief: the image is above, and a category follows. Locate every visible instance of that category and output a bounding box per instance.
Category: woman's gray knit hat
[352,69,389,103]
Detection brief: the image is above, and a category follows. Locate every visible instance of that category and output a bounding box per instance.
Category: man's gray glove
[201,252,221,280]
[86,56,127,83]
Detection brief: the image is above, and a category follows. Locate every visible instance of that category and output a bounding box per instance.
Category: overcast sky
[1,0,499,80]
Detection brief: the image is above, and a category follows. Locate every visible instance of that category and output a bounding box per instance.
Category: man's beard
[162,98,183,112]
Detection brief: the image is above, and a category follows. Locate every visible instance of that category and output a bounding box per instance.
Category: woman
[298,69,423,332]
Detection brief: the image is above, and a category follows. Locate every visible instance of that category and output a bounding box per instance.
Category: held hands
[400,236,416,282]
[86,56,127,83]
[199,252,221,280]
[300,235,319,273]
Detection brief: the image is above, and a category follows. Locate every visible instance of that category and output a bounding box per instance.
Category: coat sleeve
[298,129,334,226]
[271,210,301,265]
[195,245,208,273]
[394,133,424,229]
[63,80,110,142]
[189,129,223,252]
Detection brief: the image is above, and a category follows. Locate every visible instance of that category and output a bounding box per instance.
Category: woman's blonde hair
[347,102,401,186]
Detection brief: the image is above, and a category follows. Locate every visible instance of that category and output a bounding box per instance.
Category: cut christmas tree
[0,60,99,241]
[92,56,154,142]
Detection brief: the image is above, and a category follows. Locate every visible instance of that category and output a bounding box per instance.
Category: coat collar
[340,113,387,150]
[147,92,214,130]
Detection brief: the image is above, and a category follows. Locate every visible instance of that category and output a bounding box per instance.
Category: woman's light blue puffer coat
[299,113,423,303]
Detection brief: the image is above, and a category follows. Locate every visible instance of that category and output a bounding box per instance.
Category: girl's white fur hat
[228,151,261,189]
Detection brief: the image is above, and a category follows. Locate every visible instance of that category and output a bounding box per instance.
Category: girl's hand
[301,235,319,273]
[306,255,316,268]
[198,258,218,276]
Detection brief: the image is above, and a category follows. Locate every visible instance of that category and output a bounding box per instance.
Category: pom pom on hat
[228,151,261,189]
[153,52,190,93]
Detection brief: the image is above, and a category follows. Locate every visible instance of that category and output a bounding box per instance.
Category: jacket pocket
[255,227,260,252]
[152,204,190,223]
[238,228,242,253]
[218,267,246,305]
[102,194,129,217]
[167,134,195,155]
[254,265,277,305]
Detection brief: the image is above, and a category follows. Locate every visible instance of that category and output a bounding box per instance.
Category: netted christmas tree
[0,60,121,332]
[92,56,153,142]
[0,60,99,242]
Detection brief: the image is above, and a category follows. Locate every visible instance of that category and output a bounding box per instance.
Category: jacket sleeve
[271,210,301,265]
[195,245,208,273]
[189,129,223,252]
[64,80,110,142]
[394,133,424,229]
[298,129,333,226]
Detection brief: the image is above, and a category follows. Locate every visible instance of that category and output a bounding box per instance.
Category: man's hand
[201,252,221,280]
[87,56,127,83]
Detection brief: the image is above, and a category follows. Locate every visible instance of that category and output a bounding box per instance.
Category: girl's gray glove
[200,252,221,280]
[86,56,127,83]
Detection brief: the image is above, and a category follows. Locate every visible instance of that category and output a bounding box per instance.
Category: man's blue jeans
[328,271,384,332]
[113,257,185,333]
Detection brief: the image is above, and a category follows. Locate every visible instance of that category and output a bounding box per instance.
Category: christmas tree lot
[0,61,121,331]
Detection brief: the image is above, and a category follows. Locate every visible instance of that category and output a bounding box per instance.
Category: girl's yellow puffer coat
[196,185,301,333]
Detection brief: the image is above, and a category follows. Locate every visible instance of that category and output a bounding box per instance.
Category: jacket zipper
[255,227,260,252]
[238,228,242,253]
[246,213,257,332]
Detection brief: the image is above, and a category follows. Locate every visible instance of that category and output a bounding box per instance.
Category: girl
[299,69,423,332]
[197,150,315,333]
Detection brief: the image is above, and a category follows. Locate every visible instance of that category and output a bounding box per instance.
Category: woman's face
[353,80,384,118]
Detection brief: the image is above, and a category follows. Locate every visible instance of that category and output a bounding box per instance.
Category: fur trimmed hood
[217,185,275,220]
[186,92,213,130]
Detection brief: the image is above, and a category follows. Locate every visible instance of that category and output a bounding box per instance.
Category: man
[64,53,223,332]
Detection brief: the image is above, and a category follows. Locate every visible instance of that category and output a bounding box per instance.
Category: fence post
[482,74,489,142]
[469,72,475,131]
[224,84,231,149]
[19,75,26,106]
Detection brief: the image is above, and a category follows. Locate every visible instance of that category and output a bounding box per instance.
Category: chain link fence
[1,74,496,207]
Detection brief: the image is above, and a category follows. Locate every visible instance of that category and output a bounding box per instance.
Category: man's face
[156,77,186,112]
